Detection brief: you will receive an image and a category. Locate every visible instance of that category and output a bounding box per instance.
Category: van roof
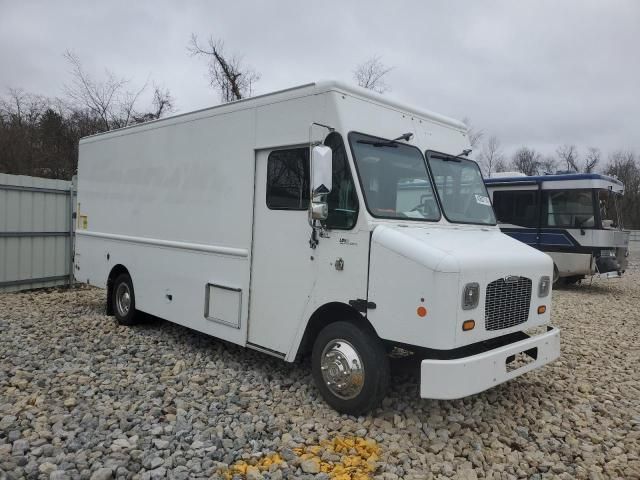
[79,80,467,143]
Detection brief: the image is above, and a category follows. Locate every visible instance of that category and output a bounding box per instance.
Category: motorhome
[485,173,629,284]
[75,81,560,414]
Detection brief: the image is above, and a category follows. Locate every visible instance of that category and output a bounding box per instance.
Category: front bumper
[420,327,560,399]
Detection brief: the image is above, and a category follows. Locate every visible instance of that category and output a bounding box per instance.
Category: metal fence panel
[0,173,75,292]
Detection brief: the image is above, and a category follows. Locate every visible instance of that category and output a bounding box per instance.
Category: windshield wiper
[357,132,413,148]
[432,154,461,162]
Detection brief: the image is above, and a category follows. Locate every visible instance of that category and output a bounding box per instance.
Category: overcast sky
[1,0,638,163]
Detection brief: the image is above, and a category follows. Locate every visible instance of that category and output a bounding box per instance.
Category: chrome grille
[485,276,532,331]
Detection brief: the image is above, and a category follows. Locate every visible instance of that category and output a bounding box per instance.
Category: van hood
[371,224,552,274]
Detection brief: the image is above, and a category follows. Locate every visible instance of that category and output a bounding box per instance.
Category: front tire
[112,273,138,325]
[312,321,389,415]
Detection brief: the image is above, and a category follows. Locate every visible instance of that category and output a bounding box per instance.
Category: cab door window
[266,148,309,210]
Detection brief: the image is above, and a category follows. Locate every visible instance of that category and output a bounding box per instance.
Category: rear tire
[112,273,138,325]
[312,321,389,415]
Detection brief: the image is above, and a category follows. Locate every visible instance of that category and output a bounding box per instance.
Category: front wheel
[312,321,389,415]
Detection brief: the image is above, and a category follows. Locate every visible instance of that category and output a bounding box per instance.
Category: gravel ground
[1,263,639,480]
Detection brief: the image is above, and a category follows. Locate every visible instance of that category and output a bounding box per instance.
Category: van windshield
[427,152,496,225]
[348,132,440,221]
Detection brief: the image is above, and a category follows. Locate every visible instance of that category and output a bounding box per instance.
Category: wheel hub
[116,283,131,316]
[320,339,364,400]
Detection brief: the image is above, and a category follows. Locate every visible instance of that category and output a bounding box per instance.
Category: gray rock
[38,463,57,475]
[0,415,17,430]
[300,459,320,474]
[152,439,170,449]
[89,467,113,480]
[12,439,29,456]
[143,456,164,470]
[246,466,263,480]
[50,471,71,480]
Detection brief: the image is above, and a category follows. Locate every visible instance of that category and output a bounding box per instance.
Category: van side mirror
[310,145,332,221]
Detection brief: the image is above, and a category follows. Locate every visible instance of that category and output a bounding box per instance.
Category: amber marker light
[538,305,547,314]
[462,320,475,331]
[417,306,427,317]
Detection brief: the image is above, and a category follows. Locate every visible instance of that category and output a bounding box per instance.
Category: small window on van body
[266,148,309,210]
[493,190,539,228]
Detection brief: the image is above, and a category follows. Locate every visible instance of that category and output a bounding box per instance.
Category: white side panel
[255,96,319,149]
[75,108,257,346]
[77,235,250,345]
[77,109,256,248]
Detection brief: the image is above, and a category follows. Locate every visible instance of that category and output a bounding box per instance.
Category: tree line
[1,36,638,227]
[0,51,173,180]
[0,37,379,181]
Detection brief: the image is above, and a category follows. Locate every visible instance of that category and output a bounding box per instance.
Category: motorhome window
[492,190,538,227]
[426,152,496,225]
[598,189,622,229]
[266,148,309,210]
[324,132,359,229]
[542,189,595,228]
[348,132,440,221]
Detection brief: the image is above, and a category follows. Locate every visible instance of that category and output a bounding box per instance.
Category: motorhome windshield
[426,152,496,225]
[349,132,440,221]
[598,189,623,229]
[542,189,595,228]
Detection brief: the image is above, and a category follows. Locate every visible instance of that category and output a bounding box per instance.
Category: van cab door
[248,133,370,358]
[248,147,317,355]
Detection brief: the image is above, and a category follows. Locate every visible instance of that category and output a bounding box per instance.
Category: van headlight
[462,283,480,310]
[538,276,551,298]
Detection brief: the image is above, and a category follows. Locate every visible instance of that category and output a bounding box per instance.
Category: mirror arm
[309,223,319,249]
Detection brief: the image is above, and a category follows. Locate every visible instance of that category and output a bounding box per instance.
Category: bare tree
[64,51,174,131]
[584,147,600,173]
[556,144,579,172]
[0,89,47,126]
[539,155,558,174]
[494,157,508,173]
[64,51,127,131]
[133,85,175,124]
[462,117,484,149]
[605,151,640,227]
[188,34,260,103]
[511,147,542,176]
[353,56,393,94]
[477,135,504,177]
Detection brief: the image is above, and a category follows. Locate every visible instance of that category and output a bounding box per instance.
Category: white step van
[75,81,560,414]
